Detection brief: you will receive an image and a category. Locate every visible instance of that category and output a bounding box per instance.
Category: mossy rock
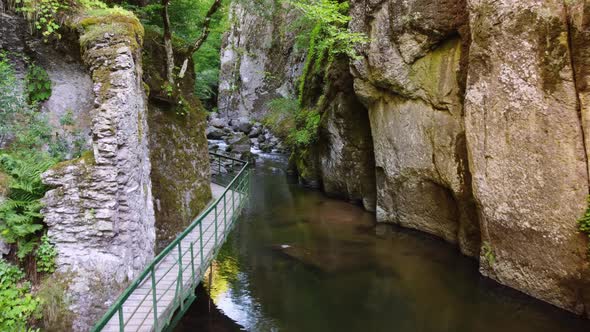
[36,272,75,332]
[72,7,144,51]
[50,150,95,173]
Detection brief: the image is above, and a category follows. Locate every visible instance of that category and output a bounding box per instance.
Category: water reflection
[176,154,590,332]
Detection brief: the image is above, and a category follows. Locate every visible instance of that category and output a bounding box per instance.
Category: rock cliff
[349,0,481,257]
[223,0,590,317]
[348,0,590,316]
[143,29,212,250]
[464,0,589,316]
[217,0,305,120]
[41,13,155,330]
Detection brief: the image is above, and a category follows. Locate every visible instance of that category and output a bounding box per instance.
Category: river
[175,154,590,332]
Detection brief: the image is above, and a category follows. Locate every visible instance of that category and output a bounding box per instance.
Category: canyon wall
[348,0,589,315]
[463,0,589,315]
[223,0,590,317]
[217,0,305,120]
[349,0,481,257]
[293,55,377,210]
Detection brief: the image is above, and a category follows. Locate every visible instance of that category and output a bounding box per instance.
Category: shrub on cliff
[578,196,590,257]
[0,259,41,331]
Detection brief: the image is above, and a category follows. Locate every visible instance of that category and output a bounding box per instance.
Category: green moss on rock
[143,31,212,249]
[51,150,95,172]
[73,7,144,51]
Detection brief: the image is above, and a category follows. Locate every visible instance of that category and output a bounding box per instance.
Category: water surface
[176,154,590,332]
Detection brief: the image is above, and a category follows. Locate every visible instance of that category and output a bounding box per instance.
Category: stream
[175,154,590,332]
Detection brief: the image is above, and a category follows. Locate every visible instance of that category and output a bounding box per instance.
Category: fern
[0,152,55,259]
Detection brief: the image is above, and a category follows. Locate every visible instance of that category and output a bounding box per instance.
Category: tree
[161,0,223,84]
[162,0,175,84]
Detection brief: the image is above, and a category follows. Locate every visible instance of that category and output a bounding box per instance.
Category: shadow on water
[175,153,590,332]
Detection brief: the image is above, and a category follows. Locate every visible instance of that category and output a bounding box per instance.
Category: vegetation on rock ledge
[578,196,590,257]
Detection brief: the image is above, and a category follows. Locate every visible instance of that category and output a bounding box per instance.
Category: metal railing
[92,152,250,332]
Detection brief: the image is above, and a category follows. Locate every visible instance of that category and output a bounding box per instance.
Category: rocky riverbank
[206,113,287,160]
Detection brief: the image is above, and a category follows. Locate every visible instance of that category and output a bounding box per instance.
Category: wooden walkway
[101,183,246,332]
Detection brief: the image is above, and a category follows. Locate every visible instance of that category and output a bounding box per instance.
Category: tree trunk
[162,0,175,84]
[178,0,222,78]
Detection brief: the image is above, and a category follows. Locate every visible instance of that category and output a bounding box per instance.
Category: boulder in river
[227,133,251,154]
[231,117,253,134]
[206,126,225,139]
[210,117,229,129]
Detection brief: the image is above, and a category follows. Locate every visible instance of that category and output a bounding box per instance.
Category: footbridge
[92,152,250,332]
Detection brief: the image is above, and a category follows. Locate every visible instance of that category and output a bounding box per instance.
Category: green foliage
[0,260,41,331]
[0,259,25,286]
[77,0,108,9]
[36,235,57,274]
[291,0,368,56]
[0,56,54,151]
[26,63,52,104]
[263,98,298,139]
[59,111,74,127]
[290,108,320,147]
[578,196,590,257]
[129,0,228,107]
[482,241,495,266]
[17,0,68,40]
[0,152,56,259]
[290,0,367,101]
[264,97,320,148]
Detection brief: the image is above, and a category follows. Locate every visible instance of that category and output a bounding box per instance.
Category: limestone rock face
[0,13,93,154]
[350,0,480,256]
[344,0,590,316]
[41,17,155,331]
[217,0,305,120]
[316,58,377,211]
[464,0,589,315]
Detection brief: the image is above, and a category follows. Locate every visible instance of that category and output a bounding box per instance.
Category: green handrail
[92,152,250,332]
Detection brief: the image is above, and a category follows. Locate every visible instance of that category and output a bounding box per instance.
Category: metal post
[199,222,204,274]
[190,242,195,281]
[208,263,213,313]
[223,194,227,237]
[118,307,124,332]
[151,268,159,331]
[215,200,219,247]
[231,183,237,224]
[177,243,184,309]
